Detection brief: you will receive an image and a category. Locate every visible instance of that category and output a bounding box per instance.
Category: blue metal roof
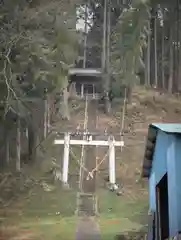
[151,123,181,133]
[142,123,181,178]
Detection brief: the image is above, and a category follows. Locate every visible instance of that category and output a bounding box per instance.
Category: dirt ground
[1,86,181,239]
[76,99,101,239]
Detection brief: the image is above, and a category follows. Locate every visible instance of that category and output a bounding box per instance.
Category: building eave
[142,123,181,179]
[68,68,102,77]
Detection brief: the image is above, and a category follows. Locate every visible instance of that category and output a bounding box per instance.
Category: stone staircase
[76,192,98,216]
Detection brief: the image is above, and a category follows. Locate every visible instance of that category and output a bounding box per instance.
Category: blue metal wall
[149,172,156,211]
[149,131,181,236]
[151,131,169,184]
[167,135,181,235]
[149,130,169,212]
[174,136,181,231]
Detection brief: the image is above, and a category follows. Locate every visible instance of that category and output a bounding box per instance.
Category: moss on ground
[1,185,148,240]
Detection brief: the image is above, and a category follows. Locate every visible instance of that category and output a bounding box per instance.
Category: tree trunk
[127,85,132,104]
[102,0,109,114]
[16,117,21,171]
[161,18,165,89]
[102,0,107,72]
[154,11,158,88]
[178,26,181,91]
[168,29,174,94]
[5,132,10,166]
[61,78,70,121]
[150,7,155,86]
[105,0,111,114]
[146,19,151,86]
[47,96,50,134]
[63,87,70,120]
[28,122,35,162]
[104,92,111,114]
[83,3,88,68]
[44,98,48,139]
[176,2,180,92]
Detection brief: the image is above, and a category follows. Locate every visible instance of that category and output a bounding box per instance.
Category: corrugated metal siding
[148,133,181,236]
[167,136,179,236]
[167,135,181,235]
[148,131,168,212]
[144,124,181,237]
[149,172,156,212]
[142,123,181,178]
[174,136,181,232]
[152,131,168,184]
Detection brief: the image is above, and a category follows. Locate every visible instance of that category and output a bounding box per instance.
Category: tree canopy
[81,0,181,94]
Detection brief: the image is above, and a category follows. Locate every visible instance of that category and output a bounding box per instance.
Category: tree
[77,0,181,105]
[111,0,181,96]
[0,0,79,170]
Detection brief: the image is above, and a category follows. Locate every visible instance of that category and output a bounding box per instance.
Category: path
[82,99,97,194]
[76,99,101,239]
[0,88,158,239]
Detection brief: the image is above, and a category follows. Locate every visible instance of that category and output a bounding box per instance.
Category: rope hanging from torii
[53,90,126,188]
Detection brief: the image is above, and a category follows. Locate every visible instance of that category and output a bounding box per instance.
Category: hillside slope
[1,86,181,240]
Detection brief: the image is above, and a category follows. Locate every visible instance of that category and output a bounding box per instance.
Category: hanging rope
[58,89,127,185]
[79,94,88,190]
[70,90,126,181]
[95,101,99,182]
[86,146,110,180]
[63,140,110,179]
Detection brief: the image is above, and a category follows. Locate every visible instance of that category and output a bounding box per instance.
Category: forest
[0,0,180,171]
[0,0,181,239]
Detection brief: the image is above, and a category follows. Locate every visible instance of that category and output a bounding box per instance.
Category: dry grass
[2,86,181,239]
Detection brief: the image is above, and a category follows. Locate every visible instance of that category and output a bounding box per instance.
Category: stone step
[76,192,98,216]
[75,217,101,240]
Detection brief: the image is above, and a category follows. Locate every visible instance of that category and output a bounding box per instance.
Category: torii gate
[54,132,124,186]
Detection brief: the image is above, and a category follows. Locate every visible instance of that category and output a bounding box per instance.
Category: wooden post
[71,82,77,97]
[93,84,95,99]
[74,83,77,97]
[62,133,70,184]
[81,84,84,98]
[109,137,115,184]
[25,127,28,138]
[6,133,9,165]
[44,98,47,138]
[16,117,21,171]
[47,97,50,134]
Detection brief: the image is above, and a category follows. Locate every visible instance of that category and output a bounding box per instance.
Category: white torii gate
[54,133,124,186]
